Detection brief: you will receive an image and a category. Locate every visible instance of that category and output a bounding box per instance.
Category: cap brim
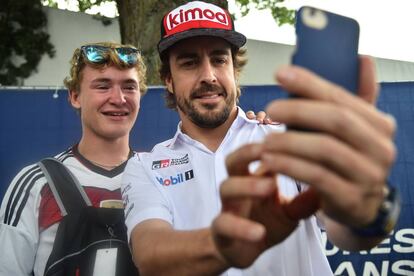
[158,28,246,55]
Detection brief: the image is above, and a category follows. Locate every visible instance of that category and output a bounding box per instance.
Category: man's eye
[97,85,109,90]
[213,57,227,65]
[180,59,197,67]
[123,85,138,91]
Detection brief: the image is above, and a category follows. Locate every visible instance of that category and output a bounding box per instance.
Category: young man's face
[70,65,141,141]
[166,36,238,128]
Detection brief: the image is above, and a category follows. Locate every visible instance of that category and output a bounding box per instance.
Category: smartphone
[288,7,360,131]
[292,6,360,93]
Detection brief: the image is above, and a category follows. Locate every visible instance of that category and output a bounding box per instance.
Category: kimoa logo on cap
[165,1,230,31]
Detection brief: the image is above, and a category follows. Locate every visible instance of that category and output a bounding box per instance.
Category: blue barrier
[1,83,413,274]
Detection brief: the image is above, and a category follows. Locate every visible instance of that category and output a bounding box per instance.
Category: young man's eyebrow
[91,78,111,84]
[123,79,139,85]
[91,78,137,84]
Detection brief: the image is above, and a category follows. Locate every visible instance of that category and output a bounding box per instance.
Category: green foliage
[42,0,58,8]
[76,0,113,14]
[234,0,295,26]
[0,0,55,85]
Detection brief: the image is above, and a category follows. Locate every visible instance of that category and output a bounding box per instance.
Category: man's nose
[199,60,217,84]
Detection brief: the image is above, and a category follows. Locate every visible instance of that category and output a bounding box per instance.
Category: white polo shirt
[122,108,333,276]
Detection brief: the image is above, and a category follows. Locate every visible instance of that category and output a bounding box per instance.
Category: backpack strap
[38,157,92,216]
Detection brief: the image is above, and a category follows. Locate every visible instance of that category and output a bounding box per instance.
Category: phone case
[292,6,360,93]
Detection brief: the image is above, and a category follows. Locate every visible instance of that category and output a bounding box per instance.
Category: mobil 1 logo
[156,170,194,186]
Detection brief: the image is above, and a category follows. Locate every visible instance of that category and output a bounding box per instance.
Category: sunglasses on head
[80,45,139,65]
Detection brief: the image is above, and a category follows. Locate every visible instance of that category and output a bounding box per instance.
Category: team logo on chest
[151,154,189,170]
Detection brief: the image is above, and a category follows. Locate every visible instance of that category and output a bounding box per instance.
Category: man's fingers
[255,111,266,123]
[282,188,320,220]
[220,177,277,199]
[260,152,353,203]
[245,110,271,124]
[264,101,396,169]
[357,56,379,104]
[246,110,256,120]
[213,213,266,242]
[272,64,395,138]
[262,132,388,184]
[226,143,263,176]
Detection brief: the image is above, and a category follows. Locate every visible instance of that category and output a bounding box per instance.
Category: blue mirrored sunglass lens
[82,46,107,63]
[81,45,138,64]
[115,48,138,64]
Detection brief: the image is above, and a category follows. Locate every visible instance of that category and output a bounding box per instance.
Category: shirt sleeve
[122,155,173,242]
[0,164,42,275]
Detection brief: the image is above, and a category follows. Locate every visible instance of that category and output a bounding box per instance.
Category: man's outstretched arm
[130,219,229,276]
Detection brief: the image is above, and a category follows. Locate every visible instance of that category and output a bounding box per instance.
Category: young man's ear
[68,90,81,109]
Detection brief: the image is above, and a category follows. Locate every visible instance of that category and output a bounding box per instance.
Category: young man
[0,42,146,275]
[122,1,399,275]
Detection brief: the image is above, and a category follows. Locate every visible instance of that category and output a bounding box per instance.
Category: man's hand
[213,56,396,266]
[246,110,273,124]
[262,56,396,233]
[212,144,319,268]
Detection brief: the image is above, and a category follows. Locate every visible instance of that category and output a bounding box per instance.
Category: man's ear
[68,90,81,109]
[165,74,174,94]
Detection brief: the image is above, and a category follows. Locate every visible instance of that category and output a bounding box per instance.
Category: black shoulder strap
[38,158,91,216]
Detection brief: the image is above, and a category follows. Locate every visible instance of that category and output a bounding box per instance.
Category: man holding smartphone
[122,1,399,275]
